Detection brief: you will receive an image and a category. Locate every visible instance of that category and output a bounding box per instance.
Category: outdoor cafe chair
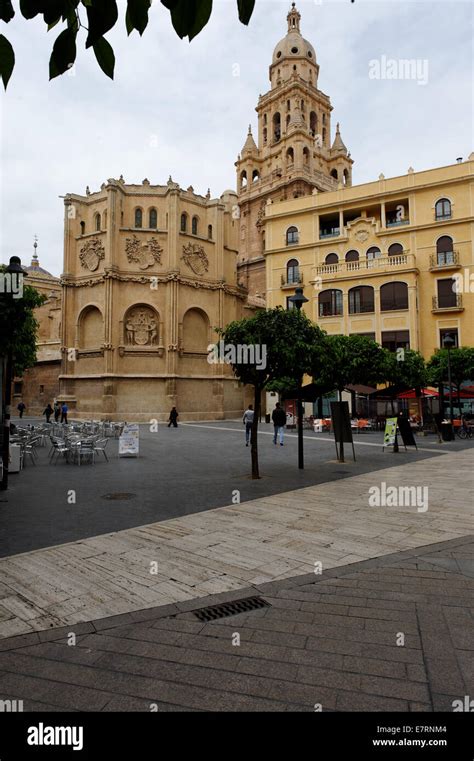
[93,438,109,462]
[50,440,69,464]
[77,441,95,466]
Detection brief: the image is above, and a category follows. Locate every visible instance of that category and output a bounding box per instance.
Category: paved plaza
[0,419,472,711]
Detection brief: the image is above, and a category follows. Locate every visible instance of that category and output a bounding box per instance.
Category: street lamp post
[1,257,26,491]
[288,287,309,470]
[443,333,455,437]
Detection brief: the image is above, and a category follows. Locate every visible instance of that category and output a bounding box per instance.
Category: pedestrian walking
[43,403,54,423]
[272,402,286,446]
[60,402,68,424]
[17,401,26,418]
[242,404,254,446]
[53,401,61,422]
[168,407,179,428]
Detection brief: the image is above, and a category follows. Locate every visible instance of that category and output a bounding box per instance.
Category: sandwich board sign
[119,423,139,457]
[383,418,398,450]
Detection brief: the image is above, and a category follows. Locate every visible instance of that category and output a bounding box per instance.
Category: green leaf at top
[93,36,115,79]
[237,0,255,25]
[85,0,118,48]
[126,0,151,36]
[161,0,213,41]
[49,26,77,80]
[0,34,14,89]
[0,1,14,23]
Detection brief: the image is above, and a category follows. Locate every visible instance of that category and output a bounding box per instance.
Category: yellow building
[264,158,474,359]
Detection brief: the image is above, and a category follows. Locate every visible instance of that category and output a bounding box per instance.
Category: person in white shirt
[242,404,254,447]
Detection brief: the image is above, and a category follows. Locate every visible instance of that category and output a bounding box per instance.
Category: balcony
[315,252,415,277]
[319,228,340,240]
[386,218,410,228]
[432,293,463,312]
[429,251,460,270]
[281,272,303,288]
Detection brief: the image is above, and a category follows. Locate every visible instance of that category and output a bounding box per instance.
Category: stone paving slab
[0,449,472,638]
[0,536,471,712]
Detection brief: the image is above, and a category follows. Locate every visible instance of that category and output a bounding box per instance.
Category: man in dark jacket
[272,402,287,446]
[168,407,179,428]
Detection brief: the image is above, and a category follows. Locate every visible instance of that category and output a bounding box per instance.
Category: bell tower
[236,3,354,296]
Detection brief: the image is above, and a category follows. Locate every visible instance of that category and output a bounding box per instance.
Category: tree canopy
[0,270,45,375]
[0,0,256,88]
[219,306,326,478]
[315,334,387,396]
[427,347,474,395]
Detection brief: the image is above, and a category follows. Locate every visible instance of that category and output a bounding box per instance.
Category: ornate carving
[181,243,209,275]
[61,272,247,300]
[354,229,370,243]
[256,200,266,230]
[125,234,162,270]
[79,237,105,271]
[124,307,158,346]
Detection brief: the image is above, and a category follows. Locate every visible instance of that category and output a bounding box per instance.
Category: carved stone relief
[79,237,105,271]
[124,307,158,346]
[125,234,162,270]
[181,243,209,276]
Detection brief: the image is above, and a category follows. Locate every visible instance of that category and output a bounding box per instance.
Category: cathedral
[15,3,473,419]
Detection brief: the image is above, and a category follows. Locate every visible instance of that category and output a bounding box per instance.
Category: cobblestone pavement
[0,535,472,712]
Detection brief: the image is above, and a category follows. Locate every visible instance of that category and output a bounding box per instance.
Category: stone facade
[59,179,254,421]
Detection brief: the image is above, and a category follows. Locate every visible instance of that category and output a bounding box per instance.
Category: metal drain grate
[101,492,136,501]
[193,596,270,622]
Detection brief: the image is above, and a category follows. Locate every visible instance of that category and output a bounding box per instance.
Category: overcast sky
[0,0,472,276]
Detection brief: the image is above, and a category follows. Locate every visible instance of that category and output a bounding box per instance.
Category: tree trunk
[251,386,261,479]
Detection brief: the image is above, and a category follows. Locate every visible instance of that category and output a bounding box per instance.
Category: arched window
[149,208,157,229]
[436,235,454,265]
[240,170,247,189]
[349,286,374,314]
[273,112,281,142]
[303,147,310,165]
[325,253,338,265]
[435,198,451,220]
[310,111,317,136]
[134,208,143,228]
[322,127,326,143]
[95,213,101,231]
[301,100,305,112]
[345,250,359,262]
[208,225,213,239]
[263,113,267,125]
[287,99,291,112]
[263,127,267,144]
[286,114,291,127]
[286,226,299,245]
[192,216,198,235]
[80,221,85,235]
[103,210,107,229]
[388,243,403,257]
[286,147,294,164]
[252,169,260,183]
[330,169,338,180]
[380,281,409,311]
[286,258,300,284]
[180,213,187,232]
[343,168,349,186]
[367,246,381,266]
[319,289,343,317]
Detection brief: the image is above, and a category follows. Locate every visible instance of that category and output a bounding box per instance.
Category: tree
[0,0,256,88]
[218,307,326,479]
[381,348,427,415]
[313,334,387,461]
[427,347,474,411]
[0,272,45,375]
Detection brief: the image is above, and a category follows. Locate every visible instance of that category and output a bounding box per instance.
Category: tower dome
[272,4,316,66]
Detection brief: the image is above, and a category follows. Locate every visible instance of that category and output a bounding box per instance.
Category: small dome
[272,4,316,65]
